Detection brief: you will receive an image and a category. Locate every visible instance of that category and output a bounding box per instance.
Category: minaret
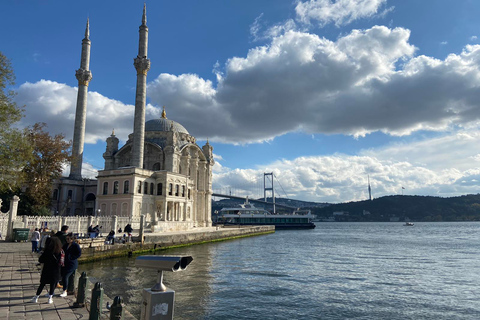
[131,4,151,168]
[70,19,93,180]
[368,175,372,201]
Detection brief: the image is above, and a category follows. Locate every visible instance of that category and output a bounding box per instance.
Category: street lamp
[96,209,101,218]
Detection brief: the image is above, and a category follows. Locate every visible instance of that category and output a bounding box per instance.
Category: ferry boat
[213,198,316,229]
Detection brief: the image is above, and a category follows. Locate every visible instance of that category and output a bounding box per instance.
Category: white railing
[0,214,149,240]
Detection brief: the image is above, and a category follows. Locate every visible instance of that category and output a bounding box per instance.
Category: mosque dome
[144,107,189,134]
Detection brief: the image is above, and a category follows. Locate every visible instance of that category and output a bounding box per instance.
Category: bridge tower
[264,172,276,213]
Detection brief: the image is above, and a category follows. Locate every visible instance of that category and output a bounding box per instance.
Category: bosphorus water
[78,222,480,319]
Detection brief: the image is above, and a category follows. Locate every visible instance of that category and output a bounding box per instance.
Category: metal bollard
[110,296,125,320]
[73,272,88,308]
[89,282,104,320]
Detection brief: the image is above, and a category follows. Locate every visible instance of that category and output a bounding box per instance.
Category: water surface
[79,222,480,319]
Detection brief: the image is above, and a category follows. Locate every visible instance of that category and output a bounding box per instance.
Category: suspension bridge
[212,172,297,211]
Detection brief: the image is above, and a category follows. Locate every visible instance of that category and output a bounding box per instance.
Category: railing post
[73,272,88,308]
[89,282,104,320]
[110,296,125,320]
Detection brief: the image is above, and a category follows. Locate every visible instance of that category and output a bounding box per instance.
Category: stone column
[6,196,19,241]
[112,215,118,234]
[139,214,145,244]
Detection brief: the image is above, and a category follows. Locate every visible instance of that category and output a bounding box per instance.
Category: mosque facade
[52,5,214,232]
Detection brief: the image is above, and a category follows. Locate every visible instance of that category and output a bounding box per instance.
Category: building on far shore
[52,5,215,232]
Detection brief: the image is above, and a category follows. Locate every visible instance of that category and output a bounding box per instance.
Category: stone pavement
[0,241,90,320]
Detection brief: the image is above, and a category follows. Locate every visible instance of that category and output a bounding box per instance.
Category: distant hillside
[310,194,480,222]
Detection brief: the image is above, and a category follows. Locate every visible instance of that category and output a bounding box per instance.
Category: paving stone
[0,241,91,320]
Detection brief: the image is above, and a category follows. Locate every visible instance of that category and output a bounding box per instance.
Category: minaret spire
[70,18,93,180]
[142,3,147,26]
[85,18,90,39]
[131,4,151,168]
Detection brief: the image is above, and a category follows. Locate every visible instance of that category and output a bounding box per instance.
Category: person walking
[31,228,41,253]
[31,237,63,304]
[60,233,81,297]
[55,225,69,246]
[39,230,56,252]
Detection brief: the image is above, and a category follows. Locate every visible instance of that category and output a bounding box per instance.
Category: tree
[22,123,72,211]
[0,52,32,191]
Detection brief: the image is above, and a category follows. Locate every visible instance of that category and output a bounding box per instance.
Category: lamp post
[96,209,101,218]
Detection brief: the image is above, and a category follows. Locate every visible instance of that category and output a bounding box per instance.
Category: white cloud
[19,26,480,147]
[15,80,165,144]
[295,0,391,27]
[214,130,480,202]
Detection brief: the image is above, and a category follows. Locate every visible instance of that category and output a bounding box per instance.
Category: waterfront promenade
[0,241,90,320]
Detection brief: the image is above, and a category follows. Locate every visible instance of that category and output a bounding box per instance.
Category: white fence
[0,196,148,241]
[0,214,147,240]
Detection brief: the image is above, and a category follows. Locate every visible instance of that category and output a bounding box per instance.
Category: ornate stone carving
[134,56,151,75]
[75,68,92,86]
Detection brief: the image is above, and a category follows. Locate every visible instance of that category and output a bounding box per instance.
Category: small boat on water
[213,198,316,229]
[404,222,414,226]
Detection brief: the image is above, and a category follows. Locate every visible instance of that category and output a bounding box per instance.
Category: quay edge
[78,225,275,264]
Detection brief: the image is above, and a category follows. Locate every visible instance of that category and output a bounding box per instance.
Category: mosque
[51,5,214,232]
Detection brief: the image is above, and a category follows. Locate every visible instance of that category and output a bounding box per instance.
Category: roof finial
[85,17,90,40]
[161,106,167,119]
[112,128,115,136]
[142,3,147,26]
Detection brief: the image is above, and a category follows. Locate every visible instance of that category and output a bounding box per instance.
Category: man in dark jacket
[55,225,69,246]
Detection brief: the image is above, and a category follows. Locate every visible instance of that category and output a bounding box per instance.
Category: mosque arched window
[103,182,108,195]
[157,183,163,195]
[124,180,129,194]
[153,162,160,171]
[168,183,173,196]
[113,181,119,194]
[52,189,59,200]
[144,182,148,194]
[175,184,179,196]
[150,183,154,195]
[138,181,142,194]
[182,186,185,197]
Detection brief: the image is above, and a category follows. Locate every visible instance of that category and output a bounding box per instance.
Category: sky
[3,0,480,203]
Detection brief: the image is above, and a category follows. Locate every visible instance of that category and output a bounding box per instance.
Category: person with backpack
[31,236,63,304]
[59,233,81,297]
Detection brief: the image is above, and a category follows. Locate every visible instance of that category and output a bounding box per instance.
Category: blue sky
[4,0,480,203]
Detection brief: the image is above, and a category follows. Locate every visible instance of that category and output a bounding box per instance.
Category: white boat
[213,198,316,229]
[404,222,414,226]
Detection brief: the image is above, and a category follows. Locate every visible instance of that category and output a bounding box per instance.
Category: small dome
[145,118,189,134]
